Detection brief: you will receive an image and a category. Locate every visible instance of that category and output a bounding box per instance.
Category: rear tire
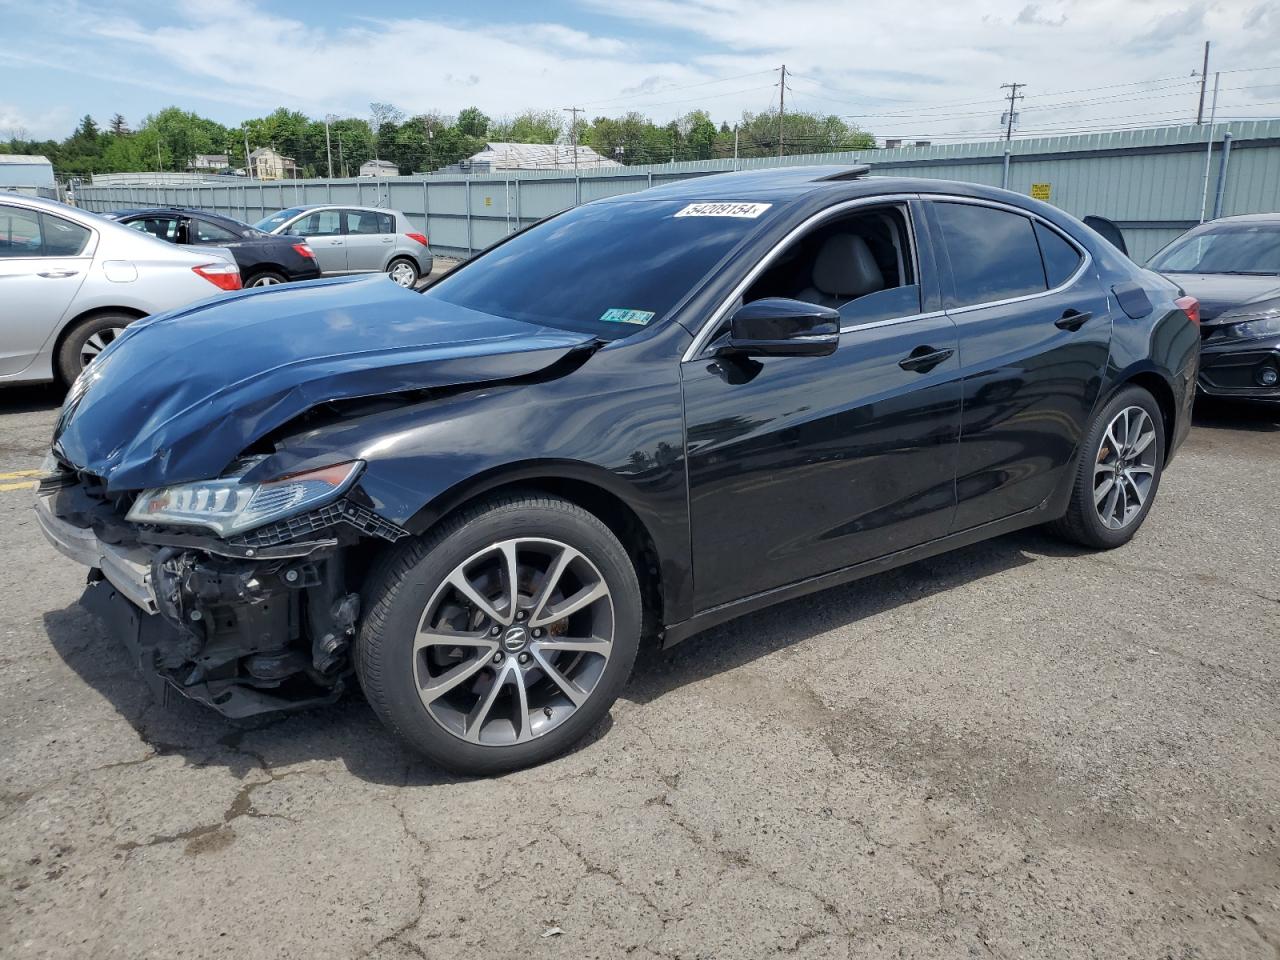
[357,492,642,776]
[387,257,419,287]
[245,270,287,287]
[1047,385,1166,549]
[57,312,135,385]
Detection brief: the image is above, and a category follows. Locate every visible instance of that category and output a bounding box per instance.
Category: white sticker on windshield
[674,202,772,219]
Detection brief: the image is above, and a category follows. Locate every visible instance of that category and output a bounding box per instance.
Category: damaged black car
[37,167,1200,775]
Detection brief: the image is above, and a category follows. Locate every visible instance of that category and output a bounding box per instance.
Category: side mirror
[725,298,840,358]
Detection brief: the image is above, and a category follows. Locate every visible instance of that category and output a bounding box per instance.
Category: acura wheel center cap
[502,625,530,652]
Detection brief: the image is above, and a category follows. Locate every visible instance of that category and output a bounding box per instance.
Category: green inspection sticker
[599,308,656,326]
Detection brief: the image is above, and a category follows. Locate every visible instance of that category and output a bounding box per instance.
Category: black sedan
[39,167,1200,775]
[1147,214,1280,402]
[110,207,321,287]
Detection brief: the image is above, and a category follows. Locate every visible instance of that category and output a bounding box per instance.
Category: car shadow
[42,527,1065,783]
[0,382,63,413]
[626,528,1061,705]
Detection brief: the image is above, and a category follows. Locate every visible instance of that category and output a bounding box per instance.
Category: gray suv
[254,205,433,286]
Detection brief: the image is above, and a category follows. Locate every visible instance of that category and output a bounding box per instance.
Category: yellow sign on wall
[1030,182,1052,201]
[484,196,493,207]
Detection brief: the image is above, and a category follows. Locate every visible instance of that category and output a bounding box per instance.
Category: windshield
[253,207,307,232]
[423,199,773,338]
[1149,223,1280,275]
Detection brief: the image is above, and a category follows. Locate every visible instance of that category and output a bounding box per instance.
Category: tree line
[1,104,876,179]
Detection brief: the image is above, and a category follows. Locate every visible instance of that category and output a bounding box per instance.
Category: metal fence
[76,120,1280,264]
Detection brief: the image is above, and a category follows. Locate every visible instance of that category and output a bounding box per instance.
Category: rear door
[287,209,345,273]
[925,198,1112,530]
[0,206,93,377]
[342,209,394,272]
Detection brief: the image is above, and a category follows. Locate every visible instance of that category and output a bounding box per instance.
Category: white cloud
[6,0,1280,143]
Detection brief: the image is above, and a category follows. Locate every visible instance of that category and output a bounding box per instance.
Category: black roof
[111,207,254,230]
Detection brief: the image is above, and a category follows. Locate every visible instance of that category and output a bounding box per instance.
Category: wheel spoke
[1102,482,1122,525]
[1129,425,1155,457]
[531,648,588,707]
[420,648,496,703]
[529,545,579,625]
[1094,475,1115,506]
[447,567,508,626]
[463,661,510,742]
[531,580,609,628]
[414,629,494,653]
[1126,464,1155,477]
[1124,471,1146,507]
[533,636,612,655]
[511,665,532,743]
[499,541,520,622]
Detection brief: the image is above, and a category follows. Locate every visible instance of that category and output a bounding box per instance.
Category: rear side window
[344,209,387,235]
[933,202,1046,308]
[192,219,239,243]
[1035,222,1083,288]
[128,217,179,242]
[0,206,43,257]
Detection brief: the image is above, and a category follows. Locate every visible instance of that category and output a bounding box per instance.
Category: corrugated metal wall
[76,120,1280,264]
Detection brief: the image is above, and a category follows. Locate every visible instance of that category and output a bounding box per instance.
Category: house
[443,142,623,174]
[187,154,229,172]
[359,159,399,178]
[247,147,299,181]
[0,154,56,197]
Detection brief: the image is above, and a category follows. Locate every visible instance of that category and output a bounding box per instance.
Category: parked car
[0,193,241,386]
[1147,213,1280,401]
[109,207,321,288]
[253,205,432,287]
[37,168,1199,775]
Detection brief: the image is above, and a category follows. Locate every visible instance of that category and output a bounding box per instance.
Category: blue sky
[2,0,1277,143]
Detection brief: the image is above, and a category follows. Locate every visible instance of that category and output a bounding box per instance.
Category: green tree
[455,106,490,138]
[489,109,562,144]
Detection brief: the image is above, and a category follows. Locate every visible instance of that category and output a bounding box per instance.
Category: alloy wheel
[249,274,282,287]
[79,327,126,369]
[1093,405,1158,530]
[413,538,614,746]
[389,262,417,287]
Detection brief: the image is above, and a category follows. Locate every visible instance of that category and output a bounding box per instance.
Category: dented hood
[54,275,596,491]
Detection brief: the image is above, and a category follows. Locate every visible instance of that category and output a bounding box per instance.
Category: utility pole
[243,128,251,177]
[156,137,162,174]
[733,125,740,171]
[1195,41,1211,124]
[777,63,787,158]
[563,106,583,173]
[337,133,346,178]
[1001,82,1024,141]
[324,115,334,178]
[1199,71,1221,222]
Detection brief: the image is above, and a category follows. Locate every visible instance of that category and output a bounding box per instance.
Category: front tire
[1048,385,1166,549]
[357,493,642,775]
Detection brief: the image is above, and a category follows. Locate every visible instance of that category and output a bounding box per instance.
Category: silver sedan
[0,193,242,386]
[254,205,434,287]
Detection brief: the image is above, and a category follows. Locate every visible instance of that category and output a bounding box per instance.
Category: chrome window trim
[681,194,922,363]
[924,194,1093,315]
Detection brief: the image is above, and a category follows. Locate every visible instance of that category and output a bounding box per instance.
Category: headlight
[126,460,363,537]
[1219,314,1280,341]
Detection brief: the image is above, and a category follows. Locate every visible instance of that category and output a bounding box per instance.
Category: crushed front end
[35,454,407,718]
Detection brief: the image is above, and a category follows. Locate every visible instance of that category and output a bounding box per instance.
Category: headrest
[811,234,884,298]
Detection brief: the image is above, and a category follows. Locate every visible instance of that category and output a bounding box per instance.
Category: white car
[0,193,241,386]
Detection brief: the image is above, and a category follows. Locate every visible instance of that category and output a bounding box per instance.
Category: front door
[925,199,1113,530]
[682,201,963,611]
[0,205,92,377]
[289,209,345,274]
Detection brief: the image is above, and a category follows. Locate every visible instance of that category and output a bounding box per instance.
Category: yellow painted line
[0,470,42,480]
[0,480,37,492]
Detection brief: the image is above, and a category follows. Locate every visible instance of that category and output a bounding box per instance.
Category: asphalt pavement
[1,388,1277,960]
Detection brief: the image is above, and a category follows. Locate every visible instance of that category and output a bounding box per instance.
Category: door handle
[380,237,394,243]
[38,270,80,279]
[1054,309,1092,331]
[898,345,954,373]
[328,240,344,245]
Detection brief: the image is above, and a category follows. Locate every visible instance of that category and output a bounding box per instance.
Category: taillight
[405,232,429,247]
[1174,295,1200,326]
[193,262,242,291]
[292,242,315,260]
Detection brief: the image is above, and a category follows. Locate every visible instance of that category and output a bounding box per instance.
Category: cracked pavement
[2,385,1278,959]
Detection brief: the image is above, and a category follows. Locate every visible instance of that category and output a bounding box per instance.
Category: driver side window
[742,205,920,329]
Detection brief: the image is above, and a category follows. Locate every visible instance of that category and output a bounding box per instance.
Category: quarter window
[1035,221,1083,288]
[933,202,1046,308]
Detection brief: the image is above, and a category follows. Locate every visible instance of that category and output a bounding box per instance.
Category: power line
[579,69,779,108]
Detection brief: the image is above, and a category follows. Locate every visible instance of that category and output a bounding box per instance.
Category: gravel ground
[1,386,1277,960]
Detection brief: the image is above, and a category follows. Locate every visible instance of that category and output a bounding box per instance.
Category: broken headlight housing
[126,460,363,537]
